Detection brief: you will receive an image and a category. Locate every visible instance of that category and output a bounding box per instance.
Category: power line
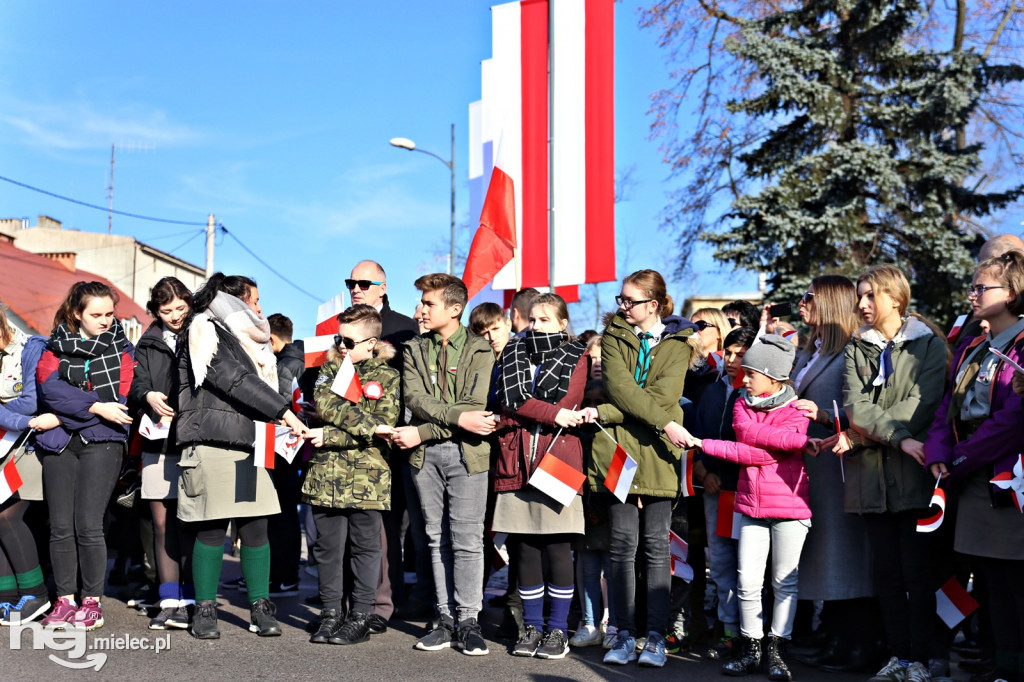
[219,223,322,302]
[0,173,206,226]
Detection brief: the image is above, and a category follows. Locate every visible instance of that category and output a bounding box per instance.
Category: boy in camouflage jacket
[302,305,400,646]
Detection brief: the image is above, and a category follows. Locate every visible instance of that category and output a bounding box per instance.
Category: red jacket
[701,397,812,519]
[493,354,589,493]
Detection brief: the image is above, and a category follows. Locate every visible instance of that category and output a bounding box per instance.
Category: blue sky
[0,1,759,338]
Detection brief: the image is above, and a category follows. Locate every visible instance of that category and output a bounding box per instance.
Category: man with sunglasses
[344,261,423,633]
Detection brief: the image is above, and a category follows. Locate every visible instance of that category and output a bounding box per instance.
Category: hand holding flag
[597,423,638,503]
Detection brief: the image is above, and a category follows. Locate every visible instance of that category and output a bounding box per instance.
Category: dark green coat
[589,313,697,498]
[842,317,948,514]
[302,348,400,510]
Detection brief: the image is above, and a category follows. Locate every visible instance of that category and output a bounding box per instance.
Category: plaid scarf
[49,319,128,402]
[499,331,585,411]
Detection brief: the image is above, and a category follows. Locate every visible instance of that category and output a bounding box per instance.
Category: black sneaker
[329,611,371,645]
[415,614,456,651]
[165,605,190,629]
[122,583,158,608]
[310,608,342,644]
[2,595,50,625]
[220,576,247,591]
[455,617,489,656]
[268,581,300,598]
[190,600,220,640]
[367,613,388,635]
[536,628,570,659]
[148,607,175,630]
[248,598,282,637]
[513,625,544,657]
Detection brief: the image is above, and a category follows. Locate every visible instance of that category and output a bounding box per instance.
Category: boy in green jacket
[390,274,496,656]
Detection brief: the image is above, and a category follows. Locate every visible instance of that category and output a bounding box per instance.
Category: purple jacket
[701,397,812,520]
[924,334,1024,493]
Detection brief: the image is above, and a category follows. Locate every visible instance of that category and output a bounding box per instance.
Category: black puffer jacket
[275,341,305,400]
[128,323,181,455]
[176,320,289,449]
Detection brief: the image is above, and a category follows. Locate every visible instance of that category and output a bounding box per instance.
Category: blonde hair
[977,250,1024,316]
[0,304,13,349]
[690,307,730,353]
[805,275,860,355]
[623,269,674,318]
[857,265,910,317]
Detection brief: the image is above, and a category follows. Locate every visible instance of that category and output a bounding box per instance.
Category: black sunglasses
[726,317,740,328]
[693,320,717,331]
[345,279,383,291]
[333,334,377,350]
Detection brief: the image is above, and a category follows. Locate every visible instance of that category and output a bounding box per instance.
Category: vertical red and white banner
[253,421,276,469]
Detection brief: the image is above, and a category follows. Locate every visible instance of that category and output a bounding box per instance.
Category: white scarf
[189,291,278,390]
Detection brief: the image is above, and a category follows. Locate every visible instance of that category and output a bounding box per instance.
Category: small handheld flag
[990,453,1024,513]
[0,458,23,504]
[716,490,742,540]
[315,292,346,337]
[680,448,696,497]
[253,421,277,469]
[947,314,968,343]
[935,577,979,629]
[529,452,586,507]
[669,530,693,582]
[138,413,170,441]
[331,354,363,404]
[989,347,1024,375]
[832,399,845,482]
[0,428,25,459]
[916,478,946,533]
[291,377,305,415]
[303,335,335,368]
[596,423,638,502]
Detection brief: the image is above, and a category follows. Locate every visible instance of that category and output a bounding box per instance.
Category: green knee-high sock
[240,543,270,603]
[192,541,225,603]
[15,566,45,595]
[0,574,17,601]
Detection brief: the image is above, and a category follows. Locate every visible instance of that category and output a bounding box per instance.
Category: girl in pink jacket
[684,334,820,682]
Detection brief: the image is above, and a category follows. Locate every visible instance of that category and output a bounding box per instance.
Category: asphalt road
[2,557,964,681]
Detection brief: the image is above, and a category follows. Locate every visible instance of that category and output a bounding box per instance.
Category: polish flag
[463,137,518,301]
[935,577,979,629]
[274,425,303,465]
[603,443,638,502]
[291,377,304,415]
[315,292,346,337]
[0,458,23,504]
[716,490,742,540]
[680,448,696,497]
[0,428,25,459]
[706,351,723,371]
[669,529,693,582]
[733,367,745,390]
[917,486,947,533]
[253,421,276,469]
[529,452,585,507]
[330,354,362,404]
[303,335,335,368]
[947,314,968,343]
[990,453,1024,513]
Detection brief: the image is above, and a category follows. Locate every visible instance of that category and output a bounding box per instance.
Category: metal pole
[205,214,216,278]
[450,123,456,276]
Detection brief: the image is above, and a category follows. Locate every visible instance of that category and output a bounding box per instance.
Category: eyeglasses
[726,317,740,328]
[615,295,653,310]
[800,291,815,304]
[966,284,1004,299]
[693,320,717,332]
[345,279,383,291]
[333,334,377,350]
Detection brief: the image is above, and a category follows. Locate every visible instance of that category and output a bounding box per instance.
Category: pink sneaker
[41,596,78,629]
[72,597,104,630]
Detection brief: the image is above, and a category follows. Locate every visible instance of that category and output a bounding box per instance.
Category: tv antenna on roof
[107,141,155,233]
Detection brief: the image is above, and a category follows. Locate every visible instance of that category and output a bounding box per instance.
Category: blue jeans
[703,492,740,629]
[411,442,488,622]
[579,548,615,627]
[608,495,673,636]
[736,514,810,639]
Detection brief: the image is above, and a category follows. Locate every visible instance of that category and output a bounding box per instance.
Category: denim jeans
[42,436,124,596]
[704,492,740,629]
[607,495,673,636]
[402,454,434,607]
[736,514,810,639]
[411,441,488,622]
[579,549,615,627]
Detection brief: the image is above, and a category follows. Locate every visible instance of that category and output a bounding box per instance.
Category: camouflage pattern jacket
[301,344,400,510]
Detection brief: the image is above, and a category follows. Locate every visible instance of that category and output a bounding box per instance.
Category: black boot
[765,634,793,681]
[329,610,371,645]
[723,636,762,676]
[309,608,342,644]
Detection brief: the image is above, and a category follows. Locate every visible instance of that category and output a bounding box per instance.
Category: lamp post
[390,124,455,275]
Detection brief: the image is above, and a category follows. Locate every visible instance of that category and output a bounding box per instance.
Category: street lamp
[390,124,456,275]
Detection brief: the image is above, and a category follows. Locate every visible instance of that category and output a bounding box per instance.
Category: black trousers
[313,507,382,614]
[268,453,301,585]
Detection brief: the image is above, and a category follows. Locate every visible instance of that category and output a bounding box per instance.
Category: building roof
[0,239,150,334]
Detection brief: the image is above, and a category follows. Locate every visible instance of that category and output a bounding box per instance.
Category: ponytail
[623,269,673,318]
[190,273,257,316]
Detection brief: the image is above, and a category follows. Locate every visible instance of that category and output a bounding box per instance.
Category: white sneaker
[569,623,603,647]
[602,625,619,650]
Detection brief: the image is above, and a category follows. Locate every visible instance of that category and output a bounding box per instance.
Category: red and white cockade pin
[363,381,384,400]
[990,453,1024,513]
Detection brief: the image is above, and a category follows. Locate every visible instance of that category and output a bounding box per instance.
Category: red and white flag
[331,354,363,404]
[669,529,693,582]
[463,137,518,301]
[732,367,745,390]
[680,448,696,497]
[529,452,585,507]
[832,399,846,483]
[0,428,24,459]
[917,484,947,533]
[274,425,303,465]
[935,577,979,629]
[990,453,1024,513]
[947,314,968,343]
[253,421,276,469]
[303,335,335,368]
[603,443,638,503]
[0,458,23,504]
[291,377,304,415]
[706,351,723,371]
[716,490,742,540]
[315,292,346,337]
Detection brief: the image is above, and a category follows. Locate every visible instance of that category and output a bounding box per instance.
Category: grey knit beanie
[741,334,796,381]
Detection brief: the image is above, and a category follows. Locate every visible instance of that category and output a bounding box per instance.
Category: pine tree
[705,0,1024,323]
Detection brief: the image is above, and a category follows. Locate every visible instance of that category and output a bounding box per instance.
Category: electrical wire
[219,224,323,302]
[0,173,207,226]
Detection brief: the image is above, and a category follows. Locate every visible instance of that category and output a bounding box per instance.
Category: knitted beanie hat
[741,334,796,381]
